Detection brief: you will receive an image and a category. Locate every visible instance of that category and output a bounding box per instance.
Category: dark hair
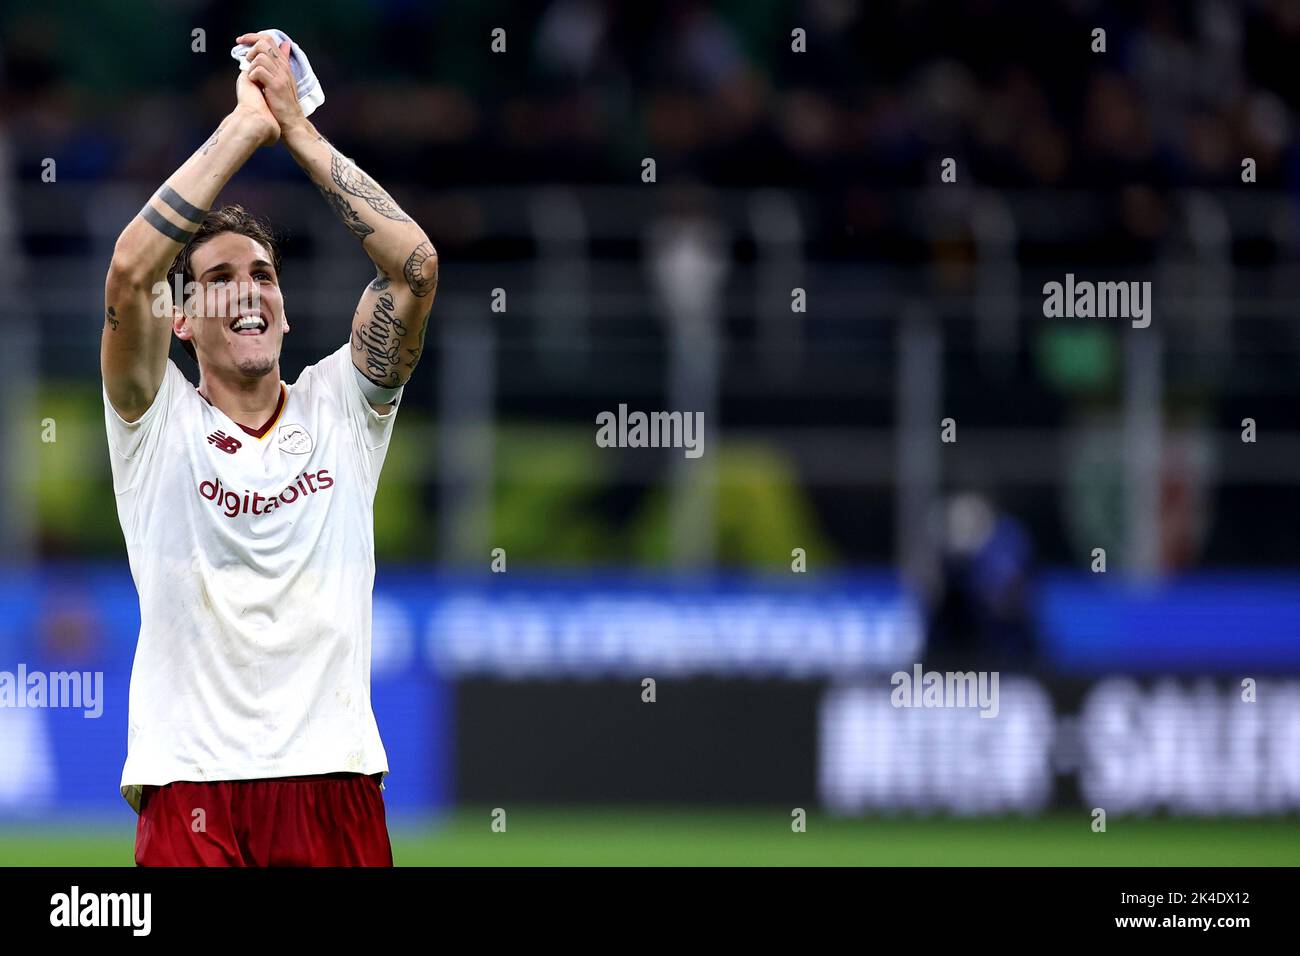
[167,205,282,363]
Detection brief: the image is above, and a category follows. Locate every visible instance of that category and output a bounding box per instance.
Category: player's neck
[197,366,284,431]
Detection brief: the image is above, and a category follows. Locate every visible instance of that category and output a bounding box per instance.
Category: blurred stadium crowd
[5,3,1300,206]
[7,1,1300,188]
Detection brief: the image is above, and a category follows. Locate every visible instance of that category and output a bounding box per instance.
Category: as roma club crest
[277,424,314,455]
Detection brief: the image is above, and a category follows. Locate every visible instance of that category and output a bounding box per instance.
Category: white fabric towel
[230,28,324,118]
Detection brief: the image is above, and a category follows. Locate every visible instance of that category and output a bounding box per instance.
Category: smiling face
[174,231,289,380]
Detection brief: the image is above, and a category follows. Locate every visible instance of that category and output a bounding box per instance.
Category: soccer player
[100,34,437,865]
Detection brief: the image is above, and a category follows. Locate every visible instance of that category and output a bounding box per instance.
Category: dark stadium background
[1,0,1298,864]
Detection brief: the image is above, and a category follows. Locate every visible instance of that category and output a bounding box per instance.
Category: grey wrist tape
[352,362,403,404]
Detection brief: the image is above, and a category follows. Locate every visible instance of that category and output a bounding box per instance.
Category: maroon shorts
[135,772,394,867]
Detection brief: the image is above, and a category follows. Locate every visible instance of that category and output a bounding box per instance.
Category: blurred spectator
[927,492,1037,669]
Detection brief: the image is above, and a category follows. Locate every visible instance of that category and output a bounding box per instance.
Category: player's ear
[171,304,190,341]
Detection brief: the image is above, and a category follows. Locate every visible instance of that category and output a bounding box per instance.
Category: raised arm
[102,72,279,422]
[236,33,438,409]
[293,124,438,401]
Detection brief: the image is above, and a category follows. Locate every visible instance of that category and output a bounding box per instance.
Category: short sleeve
[306,343,401,485]
[102,361,181,495]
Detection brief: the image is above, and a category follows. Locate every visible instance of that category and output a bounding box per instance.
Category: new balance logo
[207,430,242,454]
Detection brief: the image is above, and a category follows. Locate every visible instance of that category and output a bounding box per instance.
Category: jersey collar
[197,382,287,440]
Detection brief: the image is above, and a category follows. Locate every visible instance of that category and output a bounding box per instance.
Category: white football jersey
[102,343,399,812]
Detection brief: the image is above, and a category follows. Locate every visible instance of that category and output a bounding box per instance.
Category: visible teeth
[233,316,264,331]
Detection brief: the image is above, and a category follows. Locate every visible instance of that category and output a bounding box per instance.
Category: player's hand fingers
[246,49,277,71]
[245,51,268,75]
[249,52,290,88]
[248,64,275,88]
[279,40,292,58]
[239,35,278,62]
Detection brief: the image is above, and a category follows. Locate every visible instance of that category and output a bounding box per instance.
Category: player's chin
[226,335,279,377]
[232,352,278,379]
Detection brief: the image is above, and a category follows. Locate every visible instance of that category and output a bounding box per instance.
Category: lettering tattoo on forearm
[403,242,438,297]
[105,305,119,331]
[318,185,375,242]
[329,149,413,223]
[352,291,408,385]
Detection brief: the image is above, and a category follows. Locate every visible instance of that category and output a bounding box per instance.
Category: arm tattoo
[140,204,195,243]
[405,309,431,373]
[329,148,413,222]
[105,305,119,331]
[369,267,391,291]
[402,242,438,297]
[200,122,224,156]
[318,185,375,242]
[159,184,207,224]
[352,291,408,386]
